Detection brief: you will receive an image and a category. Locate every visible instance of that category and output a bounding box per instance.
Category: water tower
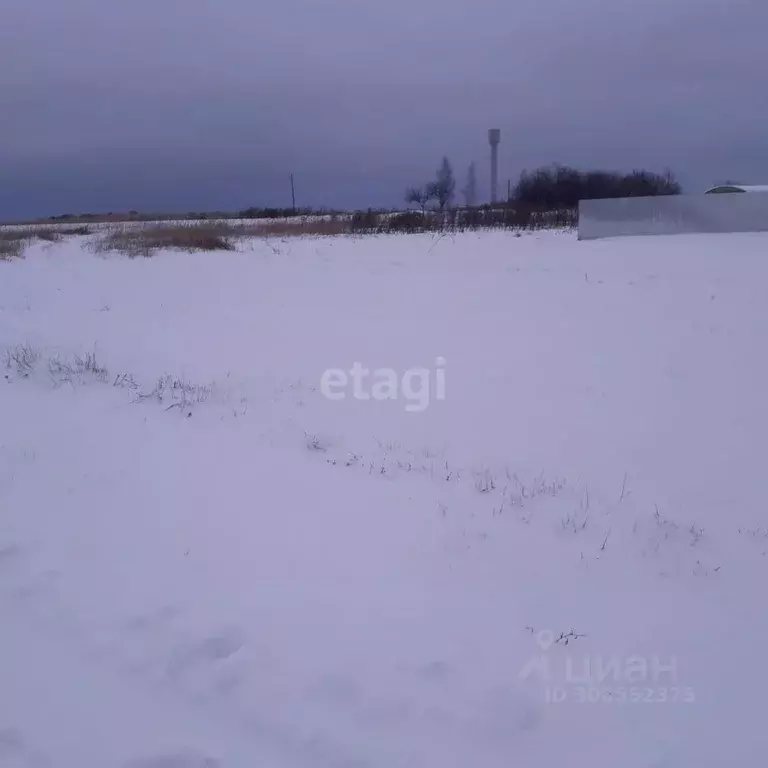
[488,128,501,203]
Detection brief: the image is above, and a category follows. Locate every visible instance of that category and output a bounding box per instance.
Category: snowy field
[0,214,349,234]
[1,230,767,767]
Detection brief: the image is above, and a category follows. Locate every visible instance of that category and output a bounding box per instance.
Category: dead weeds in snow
[91,218,367,257]
[92,223,237,258]
[0,231,33,260]
[0,226,93,260]
[4,344,40,377]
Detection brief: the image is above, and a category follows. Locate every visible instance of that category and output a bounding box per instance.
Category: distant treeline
[237,207,332,219]
[511,165,681,208]
[42,207,331,224]
[27,165,680,228]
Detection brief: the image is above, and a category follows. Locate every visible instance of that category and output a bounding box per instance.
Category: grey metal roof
[705,184,768,193]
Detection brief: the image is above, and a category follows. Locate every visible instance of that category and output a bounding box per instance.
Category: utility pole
[488,129,500,204]
[290,173,296,213]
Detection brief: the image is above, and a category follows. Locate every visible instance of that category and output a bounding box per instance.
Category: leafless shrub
[561,511,589,534]
[77,351,108,381]
[534,473,567,499]
[113,372,138,389]
[632,505,693,557]
[304,432,328,452]
[619,472,629,502]
[47,350,108,385]
[4,344,40,376]
[132,374,211,409]
[47,358,78,384]
[738,527,768,539]
[653,505,679,538]
[6,347,220,420]
[442,461,461,482]
[5,346,108,385]
[473,468,496,493]
[505,470,566,501]
[554,629,587,646]
[693,560,721,577]
[689,524,704,547]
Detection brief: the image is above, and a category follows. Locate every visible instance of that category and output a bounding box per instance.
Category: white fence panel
[578,193,768,240]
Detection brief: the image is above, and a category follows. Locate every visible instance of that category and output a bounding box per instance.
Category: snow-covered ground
[0,215,349,234]
[1,230,767,767]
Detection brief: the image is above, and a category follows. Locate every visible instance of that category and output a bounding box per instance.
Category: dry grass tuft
[255,218,351,237]
[55,226,92,236]
[35,230,64,242]
[92,218,360,257]
[0,225,93,260]
[0,230,33,260]
[0,238,24,260]
[93,224,237,257]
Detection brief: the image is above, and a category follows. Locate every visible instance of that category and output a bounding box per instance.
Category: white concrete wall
[579,192,768,240]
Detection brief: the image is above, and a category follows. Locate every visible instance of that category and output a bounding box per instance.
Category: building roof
[705,184,768,194]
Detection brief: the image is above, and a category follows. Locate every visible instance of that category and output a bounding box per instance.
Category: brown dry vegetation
[91,219,364,256]
[4,208,577,260]
[92,224,239,258]
[255,218,350,237]
[0,227,74,260]
[0,234,25,260]
[0,225,94,259]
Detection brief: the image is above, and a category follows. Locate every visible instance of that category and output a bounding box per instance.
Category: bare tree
[428,157,456,212]
[462,162,478,207]
[405,185,433,214]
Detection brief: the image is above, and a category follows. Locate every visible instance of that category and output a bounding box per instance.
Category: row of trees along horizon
[406,159,682,212]
[38,162,681,226]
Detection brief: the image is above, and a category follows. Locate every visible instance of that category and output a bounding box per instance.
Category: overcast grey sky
[2,0,767,219]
